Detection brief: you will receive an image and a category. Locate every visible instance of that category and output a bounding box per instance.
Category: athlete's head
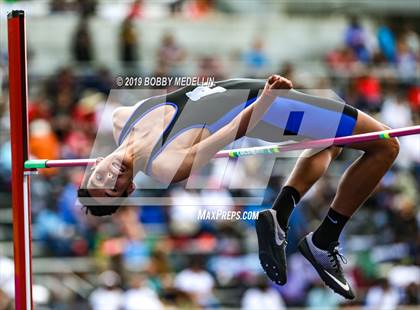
[77,152,136,216]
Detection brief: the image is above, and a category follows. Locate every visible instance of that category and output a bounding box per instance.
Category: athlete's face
[86,154,135,197]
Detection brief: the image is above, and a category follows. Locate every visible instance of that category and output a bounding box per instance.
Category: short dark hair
[77,188,126,216]
[77,166,128,217]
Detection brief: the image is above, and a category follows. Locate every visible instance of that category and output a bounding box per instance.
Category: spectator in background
[388,264,420,290]
[50,0,72,13]
[151,60,173,91]
[52,89,77,139]
[72,17,94,63]
[241,276,286,310]
[51,78,112,167]
[127,0,144,19]
[365,278,400,310]
[402,23,420,56]
[62,128,92,159]
[403,282,420,305]
[120,17,140,71]
[390,195,417,244]
[0,257,50,308]
[89,270,123,310]
[79,67,113,95]
[380,89,412,129]
[29,119,60,176]
[377,23,396,63]
[345,16,370,63]
[146,249,172,293]
[197,55,225,80]
[305,282,340,309]
[0,256,14,308]
[34,199,81,256]
[184,0,215,19]
[169,0,185,16]
[354,70,382,112]
[28,97,51,122]
[0,141,12,177]
[243,37,268,78]
[0,288,12,310]
[397,132,420,173]
[174,256,216,307]
[326,46,358,74]
[46,67,79,107]
[122,274,164,310]
[407,85,420,112]
[75,0,97,17]
[50,0,97,16]
[104,207,151,270]
[157,32,186,72]
[73,90,102,133]
[169,188,202,236]
[396,38,417,82]
[57,169,85,225]
[279,61,298,82]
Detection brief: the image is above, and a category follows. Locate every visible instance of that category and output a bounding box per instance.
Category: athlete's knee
[360,125,399,163]
[383,138,400,162]
[379,124,400,160]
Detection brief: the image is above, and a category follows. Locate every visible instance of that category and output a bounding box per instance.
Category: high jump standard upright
[8,10,33,310]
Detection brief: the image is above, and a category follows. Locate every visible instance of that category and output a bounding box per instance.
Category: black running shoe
[255,209,288,285]
[298,232,355,299]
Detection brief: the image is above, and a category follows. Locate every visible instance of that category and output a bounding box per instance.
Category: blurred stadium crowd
[0,0,419,309]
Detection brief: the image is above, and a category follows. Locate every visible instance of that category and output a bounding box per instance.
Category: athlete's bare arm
[151,75,292,183]
[188,76,292,172]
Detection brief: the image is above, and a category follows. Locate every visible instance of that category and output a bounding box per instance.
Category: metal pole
[22,174,32,309]
[8,10,33,310]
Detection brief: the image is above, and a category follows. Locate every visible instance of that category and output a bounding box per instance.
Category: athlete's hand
[262,75,293,101]
[266,75,293,90]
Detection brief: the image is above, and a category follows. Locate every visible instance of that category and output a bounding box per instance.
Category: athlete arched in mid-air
[78,75,399,299]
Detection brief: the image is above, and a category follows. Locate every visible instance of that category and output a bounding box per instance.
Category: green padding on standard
[24,160,47,169]
[379,132,390,139]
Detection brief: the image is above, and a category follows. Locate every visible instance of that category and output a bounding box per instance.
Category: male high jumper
[78,75,399,299]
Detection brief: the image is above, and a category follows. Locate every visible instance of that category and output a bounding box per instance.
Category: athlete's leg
[312,111,399,248]
[255,146,344,285]
[272,146,343,229]
[254,91,358,286]
[286,147,343,196]
[298,111,399,300]
[330,111,400,216]
[310,112,400,247]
